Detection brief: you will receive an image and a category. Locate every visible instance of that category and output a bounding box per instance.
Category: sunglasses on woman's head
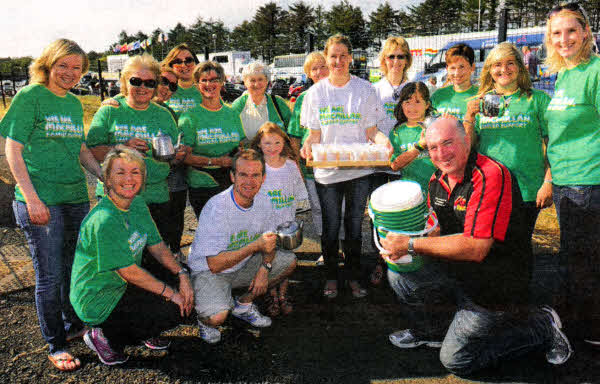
[548,2,589,22]
[160,76,178,92]
[170,57,195,67]
[387,54,407,60]
[129,77,157,89]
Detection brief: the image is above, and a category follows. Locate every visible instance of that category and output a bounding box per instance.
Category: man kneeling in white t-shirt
[187,149,297,343]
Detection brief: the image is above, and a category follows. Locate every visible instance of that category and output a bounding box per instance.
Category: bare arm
[79,143,103,181]
[381,232,494,263]
[366,125,393,155]
[5,138,49,225]
[206,232,277,273]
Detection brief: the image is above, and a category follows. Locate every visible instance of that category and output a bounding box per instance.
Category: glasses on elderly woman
[547,2,589,22]
[129,77,157,89]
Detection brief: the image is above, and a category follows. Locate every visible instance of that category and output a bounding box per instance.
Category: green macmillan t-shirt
[166,85,203,117]
[431,85,479,121]
[179,104,245,188]
[286,91,313,179]
[475,89,550,202]
[0,84,88,205]
[545,55,600,186]
[389,123,437,194]
[86,102,179,204]
[70,195,162,325]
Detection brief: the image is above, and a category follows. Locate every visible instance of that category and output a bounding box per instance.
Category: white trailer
[208,51,251,82]
[106,54,129,73]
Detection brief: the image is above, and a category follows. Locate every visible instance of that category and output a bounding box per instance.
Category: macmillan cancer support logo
[319,105,361,126]
[44,115,84,138]
[547,89,575,111]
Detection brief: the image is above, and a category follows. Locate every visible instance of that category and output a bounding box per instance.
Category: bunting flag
[127,42,135,52]
[133,41,141,50]
[424,48,438,57]
[141,40,147,49]
[411,49,422,56]
[120,44,128,53]
[113,45,120,53]
[147,37,152,46]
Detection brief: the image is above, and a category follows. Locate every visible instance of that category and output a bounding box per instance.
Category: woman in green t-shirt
[1,39,102,372]
[70,146,193,365]
[180,61,245,218]
[544,3,600,345]
[230,62,291,141]
[464,42,553,260]
[162,43,202,116]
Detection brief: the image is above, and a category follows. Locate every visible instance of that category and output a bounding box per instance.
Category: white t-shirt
[259,159,308,224]
[188,186,275,273]
[304,76,380,184]
[374,78,405,176]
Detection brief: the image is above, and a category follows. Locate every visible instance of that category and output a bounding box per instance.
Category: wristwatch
[407,238,417,257]
[261,262,272,272]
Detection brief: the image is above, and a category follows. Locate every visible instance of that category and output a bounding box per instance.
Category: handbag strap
[270,94,287,129]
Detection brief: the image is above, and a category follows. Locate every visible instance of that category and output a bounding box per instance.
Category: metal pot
[152,131,182,162]
[274,220,304,250]
[480,93,510,117]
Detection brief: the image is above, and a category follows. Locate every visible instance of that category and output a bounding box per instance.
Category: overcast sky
[1,0,416,58]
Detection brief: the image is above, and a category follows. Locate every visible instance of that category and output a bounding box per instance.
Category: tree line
[3,0,600,74]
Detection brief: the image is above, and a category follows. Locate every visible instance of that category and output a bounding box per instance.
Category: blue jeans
[13,201,89,353]
[552,184,600,338]
[316,175,371,281]
[388,262,551,375]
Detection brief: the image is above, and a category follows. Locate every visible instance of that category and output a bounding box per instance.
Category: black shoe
[389,329,442,348]
[541,306,573,365]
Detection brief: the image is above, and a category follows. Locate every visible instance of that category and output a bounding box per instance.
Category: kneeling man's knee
[205,310,229,327]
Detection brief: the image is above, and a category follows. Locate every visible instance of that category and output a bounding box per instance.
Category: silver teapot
[274,220,304,250]
[152,131,182,162]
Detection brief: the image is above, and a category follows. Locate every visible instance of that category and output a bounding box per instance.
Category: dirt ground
[1,203,599,384]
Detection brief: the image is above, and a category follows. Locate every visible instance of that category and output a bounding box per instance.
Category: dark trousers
[316,175,371,281]
[163,189,187,253]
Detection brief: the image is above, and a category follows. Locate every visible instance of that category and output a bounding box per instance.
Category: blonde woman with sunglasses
[544,2,600,346]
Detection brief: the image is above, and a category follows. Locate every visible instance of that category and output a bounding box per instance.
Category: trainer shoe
[584,339,600,347]
[540,306,573,365]
[143,337,171,350]
[389,329,442,348]
[83,328,128,365]
[232,301,272,327]
[198,321,221,344]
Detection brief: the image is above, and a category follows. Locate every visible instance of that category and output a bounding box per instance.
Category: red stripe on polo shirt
[463,155,512,241]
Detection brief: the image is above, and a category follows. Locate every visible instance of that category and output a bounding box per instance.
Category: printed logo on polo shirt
[267,189,295,210]
[169,98,196,112]
[44,115,83,138]
[399,141,430,159]
[228,230,261,251]
[319,105,361,126]
[454,196,467,212]
[479,113,530,129]
[547,89,575,111]
[383,102,395,118]
[114,124,152,142]
[128,231,148,255]
[433,197,447,207]
[197,127,241,145]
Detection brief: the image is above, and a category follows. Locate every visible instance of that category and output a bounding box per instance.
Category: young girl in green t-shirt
[389,82,437,195]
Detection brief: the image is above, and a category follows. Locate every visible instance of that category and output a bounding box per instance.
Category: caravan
[208,51,251,83]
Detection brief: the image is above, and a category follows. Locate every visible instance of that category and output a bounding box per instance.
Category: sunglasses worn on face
[387,54,408,60]
[160,76,178,92]
[129,77,157,89]
[548,2,589,22]
[170,57,195,66]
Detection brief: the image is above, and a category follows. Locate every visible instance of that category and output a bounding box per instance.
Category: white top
[374,77,405,176]
[304,76,380,184]
[240,92,268,141]
[188,186,275,273]
[259,159,308,224]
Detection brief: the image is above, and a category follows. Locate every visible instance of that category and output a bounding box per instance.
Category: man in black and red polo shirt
[381,117,572,375]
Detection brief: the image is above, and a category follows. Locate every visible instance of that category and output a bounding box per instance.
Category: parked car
[269,78,290,98]
[288,80,308,99]
[221,81,245,103]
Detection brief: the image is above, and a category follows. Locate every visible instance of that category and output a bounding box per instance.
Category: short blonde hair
[193,61,226,83]
[242,62,269,81]
[29,39,89,86]
[120,54,161,97]
[477,42,532,98]
[102,145,147,195]
[545,7,595,73]
[324,34,352,56]
[303,51,326,77]
[379,36,413,80]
